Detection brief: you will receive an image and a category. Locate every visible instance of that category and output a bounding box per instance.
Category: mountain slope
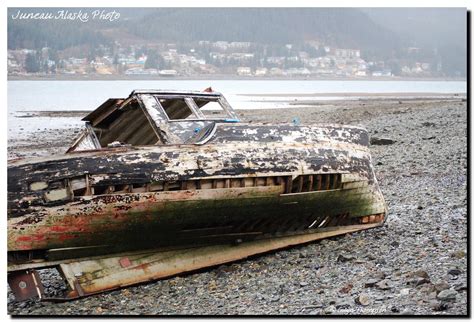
[8,8,402,58]
[130,8,401,52]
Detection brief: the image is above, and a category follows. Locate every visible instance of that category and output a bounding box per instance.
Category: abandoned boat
[8,88,387,301]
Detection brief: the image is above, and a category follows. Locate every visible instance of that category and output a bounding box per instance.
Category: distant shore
[7,74,467,82]
[238,92,467,97]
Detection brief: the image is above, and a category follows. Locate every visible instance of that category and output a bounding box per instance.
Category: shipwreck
[8,88,387,301]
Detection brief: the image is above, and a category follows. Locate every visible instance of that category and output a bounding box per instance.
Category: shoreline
[238,92,467,97]
[10,96,466,116]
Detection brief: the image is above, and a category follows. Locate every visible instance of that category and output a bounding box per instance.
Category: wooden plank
[285,176,293,194]
[265,177,272,186]
[307,175,313,192]
[316,175,322,191]
[57,222,383,299]
[333,174,340,189]
[8,221,384,273]
[297,176,304,193]
[114,109,149,143]
[100,108,142,143]
[85,175,92,196]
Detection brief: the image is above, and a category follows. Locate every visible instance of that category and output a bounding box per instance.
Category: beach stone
[370,137,397,145]
[336,254,354,262]
[413,270,430,279]
[407,277,430,287]
[434,281,450,292]
[335,300,352,309]
[339,283,353,294]
[448,269,461,276]
[375,280,392,290]
[430,300,451,311]
[364,279,379,288]
[437,289,458,301]
[454,283,467,292]
[400,288,410,296]
[451,250,465,259]
[355,294,370,306]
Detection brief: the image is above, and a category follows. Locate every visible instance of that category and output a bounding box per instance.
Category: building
[255,68,268,76]
[237,67,252,76]
[269,67,284,76]
[334,48,361,59]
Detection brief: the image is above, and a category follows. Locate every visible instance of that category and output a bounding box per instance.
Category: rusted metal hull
[8,124,387,300]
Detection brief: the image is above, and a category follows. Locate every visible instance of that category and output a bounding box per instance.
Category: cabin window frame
[152,95,235,122]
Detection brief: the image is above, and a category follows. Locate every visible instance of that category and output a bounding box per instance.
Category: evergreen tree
[42,60,49,73]
[25,52,40,73]
[145,50,159,69]
[316,47,327,57]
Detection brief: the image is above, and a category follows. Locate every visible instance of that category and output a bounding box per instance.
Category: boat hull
[8,131,386,263]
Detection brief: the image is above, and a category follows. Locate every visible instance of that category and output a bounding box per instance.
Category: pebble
[400,288,410,296]
[430,300,451,312]
[364,279,379,288]
[375,280,392,290]
[437,289,458,302]
[451,250,466,259]
[407,277,430,287]
[355,294,370,306]
[434,282,450,292]
[413,270,430,279]
[454,283,467,292]
[447,269,461,276]
[370,137,397,145]
[336,254,354,262]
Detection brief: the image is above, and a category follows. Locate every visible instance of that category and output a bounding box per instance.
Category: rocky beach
[7,96,468,315]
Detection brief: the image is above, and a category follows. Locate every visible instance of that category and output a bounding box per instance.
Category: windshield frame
[152,94,237,122]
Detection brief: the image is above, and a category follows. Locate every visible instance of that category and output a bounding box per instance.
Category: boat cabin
[67,89,240,152]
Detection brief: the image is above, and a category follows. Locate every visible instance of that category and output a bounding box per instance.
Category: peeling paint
[8,89,387,301]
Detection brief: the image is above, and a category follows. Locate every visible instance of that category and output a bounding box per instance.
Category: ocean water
[8,80,466,112]
[8,80,466,139]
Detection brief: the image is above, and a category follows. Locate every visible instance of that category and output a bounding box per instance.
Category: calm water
[8,80,466,140]
[8,80,466,112]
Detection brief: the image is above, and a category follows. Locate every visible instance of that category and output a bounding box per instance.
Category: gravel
[8,97,467,315]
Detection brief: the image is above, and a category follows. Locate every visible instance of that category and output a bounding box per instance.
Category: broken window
[156,96,233,121]
[92,100,161,147]
[157,97,196,120]
[195,98,230,119]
